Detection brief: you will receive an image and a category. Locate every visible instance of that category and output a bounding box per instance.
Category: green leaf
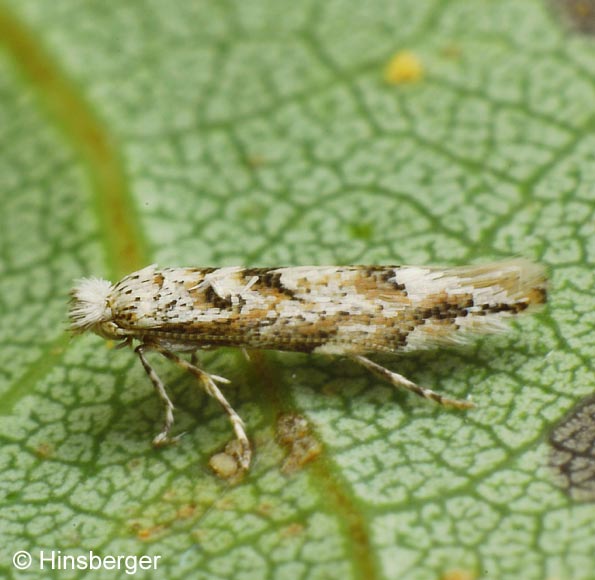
[1,0,594,578]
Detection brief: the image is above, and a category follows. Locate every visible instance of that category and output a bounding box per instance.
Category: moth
[69,259,547,471]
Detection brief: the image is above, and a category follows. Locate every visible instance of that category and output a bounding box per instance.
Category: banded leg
[351,355,474,410]
[135,345,181,446]
[142,344,251,470]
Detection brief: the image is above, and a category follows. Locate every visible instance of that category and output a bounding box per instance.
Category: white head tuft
[69,277,113,333]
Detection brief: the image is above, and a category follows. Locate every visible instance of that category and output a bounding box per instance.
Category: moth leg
[135,345,182,447]
[189,351,230,384]
[148,345,251,470]
[351,355,475,410]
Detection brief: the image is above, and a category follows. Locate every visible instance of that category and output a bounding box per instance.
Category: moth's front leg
[140,343,252,471]
[135,344,183,446]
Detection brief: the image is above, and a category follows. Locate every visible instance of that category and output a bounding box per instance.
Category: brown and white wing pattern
[105,260,546,355]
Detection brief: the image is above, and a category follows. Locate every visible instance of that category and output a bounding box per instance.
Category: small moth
[69,259,547,471]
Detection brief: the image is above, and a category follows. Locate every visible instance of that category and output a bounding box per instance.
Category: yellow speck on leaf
[176,504,196,519]
[384,50,424,84]
[280,523,305,538]
[574,0,593,18]
[137,525,165,540]
[441,570,477,580]
[35,443,54,459]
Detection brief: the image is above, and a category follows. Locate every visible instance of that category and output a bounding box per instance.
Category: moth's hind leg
[351,355,474,410]
[135,345,182,446]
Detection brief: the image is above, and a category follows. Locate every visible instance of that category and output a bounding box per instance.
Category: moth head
[69,277,120,339]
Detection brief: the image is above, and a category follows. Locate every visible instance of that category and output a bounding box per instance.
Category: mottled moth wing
[106,260,546,355]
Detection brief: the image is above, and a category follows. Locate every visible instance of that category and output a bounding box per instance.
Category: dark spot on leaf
[549,393,595,500]
[276,413,322,475]
[550,0,595,34]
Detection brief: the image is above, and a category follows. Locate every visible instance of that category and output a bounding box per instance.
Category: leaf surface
[1,1,594,578]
